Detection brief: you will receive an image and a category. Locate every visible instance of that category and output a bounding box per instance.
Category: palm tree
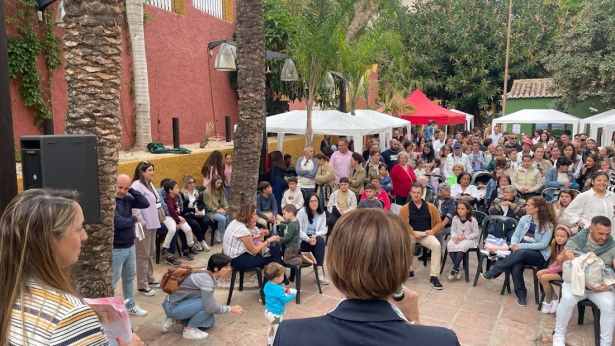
[62,0,123,298]
[228,0,267,217]
[126,0,152,150]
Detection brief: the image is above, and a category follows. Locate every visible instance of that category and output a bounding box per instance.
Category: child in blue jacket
[263,262,296,346]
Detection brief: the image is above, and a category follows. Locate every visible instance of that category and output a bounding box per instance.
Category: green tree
[544,0,615,110]
[382,0,564,114]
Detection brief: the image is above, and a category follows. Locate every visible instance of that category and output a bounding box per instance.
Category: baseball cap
[453,142,462,148]
[522,138,533,146]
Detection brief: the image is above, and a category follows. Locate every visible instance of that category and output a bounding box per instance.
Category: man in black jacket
[114,174,150,316]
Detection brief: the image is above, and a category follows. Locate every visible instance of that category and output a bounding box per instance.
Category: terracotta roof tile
[506,78,560,99]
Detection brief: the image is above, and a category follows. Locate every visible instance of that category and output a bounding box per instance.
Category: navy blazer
[273,299,460,345]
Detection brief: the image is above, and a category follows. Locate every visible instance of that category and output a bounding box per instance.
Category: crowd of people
[6,123,615,345]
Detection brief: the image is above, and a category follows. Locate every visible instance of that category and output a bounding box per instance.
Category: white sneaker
[183,327,208,340]
[128,305,148,317]
[161,317,175,333]
[541,301,552,314]
[201,240,211,251]
[317,270,330,285]
[552,334,565,346]
[215,230,223,243]
[549,299,559,314]
[138,287,156,296]
[193,241,203,251]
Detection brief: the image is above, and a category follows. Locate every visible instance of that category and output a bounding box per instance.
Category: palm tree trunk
[126,0,152,150]
[229,0,266,217]
[63,0,123,298]
[346,0,379,41]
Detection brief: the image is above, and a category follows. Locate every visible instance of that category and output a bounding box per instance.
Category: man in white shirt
[296,146,317,196]
[443,142,472,178]
[489,125,503,144]
[432,130,446,153]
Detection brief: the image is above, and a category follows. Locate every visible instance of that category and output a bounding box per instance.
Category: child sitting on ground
[264,263,296,346]
[278,204,311,265]
[357,184,383,209]
[537,225,572,315]
[281,177,304,210]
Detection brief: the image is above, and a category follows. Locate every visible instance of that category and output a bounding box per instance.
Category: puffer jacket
[512,165,543,193]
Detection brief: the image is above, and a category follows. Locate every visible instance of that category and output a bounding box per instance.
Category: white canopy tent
[451,109,475,131]
[491,109,580,137]
[588,114,615,146]
[265,109,411,151]
[579,109,615,133]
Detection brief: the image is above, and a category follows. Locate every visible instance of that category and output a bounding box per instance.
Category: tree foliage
[382,0,564,113]
[544,0,615,110]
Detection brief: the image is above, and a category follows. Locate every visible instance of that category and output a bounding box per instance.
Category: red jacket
[360,188,391,211]
[164,194,181,224]
[389,164,417,198]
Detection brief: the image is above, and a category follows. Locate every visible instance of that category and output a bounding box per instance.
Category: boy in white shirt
[281,177,305,210]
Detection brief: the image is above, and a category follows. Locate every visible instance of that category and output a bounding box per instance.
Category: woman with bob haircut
[273,208,459,345]
[0,189,143,346]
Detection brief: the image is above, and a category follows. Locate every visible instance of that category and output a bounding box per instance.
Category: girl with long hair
[201,150,225,187]
[537,225,572,314]
[203,175,229,243]
[561,143,582,178]
[446,201,480,280]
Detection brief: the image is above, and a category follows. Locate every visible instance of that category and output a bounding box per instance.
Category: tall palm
[228,0,267,217]
[62,0,123,298]
[126,0,152,150]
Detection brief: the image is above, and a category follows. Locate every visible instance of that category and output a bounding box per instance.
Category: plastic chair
[284,262,323,304]
[578,299,600,346]
[537,280,563,311]
[440,211,487,282]
[226,267,265,306]
[472,216,518,287]
[500,263,547,304]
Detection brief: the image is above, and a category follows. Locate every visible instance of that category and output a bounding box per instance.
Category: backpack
[160,264,212,294]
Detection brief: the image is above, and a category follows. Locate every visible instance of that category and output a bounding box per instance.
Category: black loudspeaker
[21,135,101,224]
[37,0,56,11]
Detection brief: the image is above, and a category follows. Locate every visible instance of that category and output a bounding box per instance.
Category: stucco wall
[16,135,322,193]
[10,1,239,151]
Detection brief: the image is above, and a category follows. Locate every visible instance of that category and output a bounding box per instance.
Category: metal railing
[193,0,225,20]
[148,0,173,12]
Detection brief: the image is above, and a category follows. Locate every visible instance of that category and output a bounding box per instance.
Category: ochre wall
[16,135,322,193]
[10,1,239,151]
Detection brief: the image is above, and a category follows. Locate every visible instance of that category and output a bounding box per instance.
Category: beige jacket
[512,165,543,193]
[315,162,339,203]
[349,165,366,195]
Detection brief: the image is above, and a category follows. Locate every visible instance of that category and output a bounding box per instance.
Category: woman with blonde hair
[203,175,229,243]
[180,175,212,250]
[273,209,459,345]
[0,189,143,346]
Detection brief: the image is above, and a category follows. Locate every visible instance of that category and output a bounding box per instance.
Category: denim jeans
[206,212,229,234]
[112,245,136,309]
[162,297,216,328]
[486,249,546,299]
[555,282,615,346]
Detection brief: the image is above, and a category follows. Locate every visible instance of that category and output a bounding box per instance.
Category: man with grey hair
[296,145,317,196]
[330,138,353,183]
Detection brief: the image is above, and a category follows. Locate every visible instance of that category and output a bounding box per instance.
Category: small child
[251,226,271,258]
[415,159,427,177]
[264,263,296,346]
[537,225,572,314]
[358,184,383,209]
[162,180,197,259]
[278,204,308,265]
[281,177,304,210]
[446,201,480,280]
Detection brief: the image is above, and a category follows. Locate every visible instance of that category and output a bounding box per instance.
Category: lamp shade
[37,0,56,11]
[214,43,237,71]
[55,0,65,27]
[325,72,335,89]
[281,58,298,81]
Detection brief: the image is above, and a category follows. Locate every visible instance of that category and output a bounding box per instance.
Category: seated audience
[446,201,480,280]
[162,179,198,259]
[296,194,330,285]
[400,183,444,289]
[273,208,460,345]
[357,184,384,209]
[544,157,574,201]
[565,171,615,228]
[512,154,543,199]
[360,174,391,211]
[256,181,284,226]
[531,144,552,175]
[203,175,229,244]
[281,176,305,210]
[435,183,456,245]
[363,149,384,184]
[451,171,480,206]
[488,185,527,239]
[484,168,503,207]
[503,149,519,177]
[446,163,464,186]
[480,197,556,306]
[180,175,212,250]
[161,254,244,340]
[326,178,358,231]
[575,153,599,192]
[554,189,578,234]
[378,163,393,193]
[1,189,143,346]
[537,225,572,315]
[553,216,615,346]
[411,175,438,205]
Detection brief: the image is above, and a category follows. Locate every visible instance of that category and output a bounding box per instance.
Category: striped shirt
[223,220,252,259]
[9,281,108,346]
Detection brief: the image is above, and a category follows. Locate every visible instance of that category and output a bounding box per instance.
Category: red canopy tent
[399,89,466,126]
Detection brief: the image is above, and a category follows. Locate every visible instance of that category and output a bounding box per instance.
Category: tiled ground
[123,244,601,346]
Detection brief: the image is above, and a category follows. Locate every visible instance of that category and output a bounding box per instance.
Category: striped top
[8,280,108,346]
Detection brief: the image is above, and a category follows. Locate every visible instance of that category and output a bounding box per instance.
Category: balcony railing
[148,0,172,12]
[193,0,232,22]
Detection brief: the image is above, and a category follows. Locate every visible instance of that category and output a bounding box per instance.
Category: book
[83,296,132,346]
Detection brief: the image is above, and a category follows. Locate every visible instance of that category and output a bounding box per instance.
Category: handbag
[483,234,509,253]
[157,206,166,223]
[562,252,615,295]
[322,185,334,201]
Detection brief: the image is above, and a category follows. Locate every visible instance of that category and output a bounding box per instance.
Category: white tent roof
[450,109,475,131]
[266,109,411,151]
[492,109,580,135]
[587,113,615,146]
[579,109,615,130]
